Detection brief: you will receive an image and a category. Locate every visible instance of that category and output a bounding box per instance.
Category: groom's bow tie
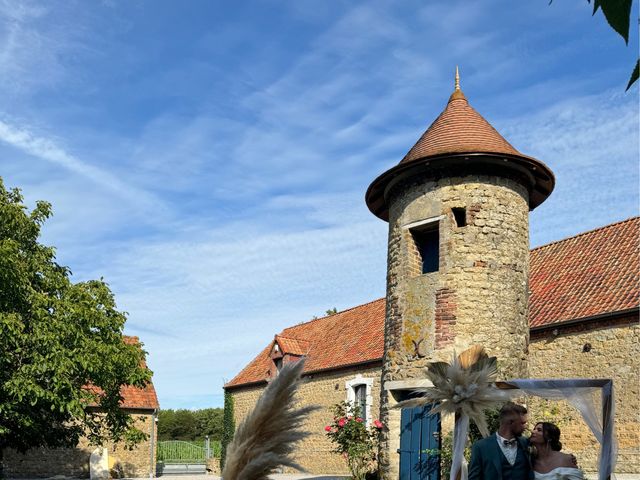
[503,439,517,447]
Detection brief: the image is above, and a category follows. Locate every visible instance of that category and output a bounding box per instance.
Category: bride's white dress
[534,467,584,479]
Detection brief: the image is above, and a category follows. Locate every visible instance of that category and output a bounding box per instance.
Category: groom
[468,402,533,480]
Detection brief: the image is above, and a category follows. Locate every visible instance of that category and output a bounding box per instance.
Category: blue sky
[1,0,638,409]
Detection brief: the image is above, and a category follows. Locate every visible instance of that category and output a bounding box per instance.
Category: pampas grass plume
[222,359,318,480]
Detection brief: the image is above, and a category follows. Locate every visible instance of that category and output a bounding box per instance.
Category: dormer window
[268,335,309,380]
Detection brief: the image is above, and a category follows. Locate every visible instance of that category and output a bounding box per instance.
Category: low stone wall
[5,412,157,478]
[228,363,382,474]
[529,315,639,474]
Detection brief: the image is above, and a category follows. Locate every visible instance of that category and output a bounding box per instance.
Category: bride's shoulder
[557,451,579,467]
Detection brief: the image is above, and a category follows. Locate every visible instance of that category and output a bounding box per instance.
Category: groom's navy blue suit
[468,433,533,480]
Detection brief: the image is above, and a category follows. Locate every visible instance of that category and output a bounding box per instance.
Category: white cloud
[0,118,161,209]
[503,89,639,246]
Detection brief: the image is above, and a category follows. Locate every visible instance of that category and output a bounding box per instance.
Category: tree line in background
[157,408,224,441]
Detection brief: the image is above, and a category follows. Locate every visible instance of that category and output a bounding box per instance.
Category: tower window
[411,223,439,273]
[452,207,466,227]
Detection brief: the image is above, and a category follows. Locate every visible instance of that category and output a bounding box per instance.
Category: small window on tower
[274,357,283,372]
[411,223,439,274]
[452,207,466,227]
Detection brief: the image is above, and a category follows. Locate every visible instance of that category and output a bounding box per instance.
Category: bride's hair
[538,422,563,451]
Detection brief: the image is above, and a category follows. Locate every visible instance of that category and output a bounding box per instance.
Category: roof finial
[448,66,466,102]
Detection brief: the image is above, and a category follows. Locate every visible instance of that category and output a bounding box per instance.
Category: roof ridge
[531,216,639,252]
[282,297,386,332]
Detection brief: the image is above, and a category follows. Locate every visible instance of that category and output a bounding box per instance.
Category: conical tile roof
[365,71,555,221]
[400,89,521,163]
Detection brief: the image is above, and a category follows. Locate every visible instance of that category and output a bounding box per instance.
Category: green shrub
[220,390,235,469]
[324,401,384,480]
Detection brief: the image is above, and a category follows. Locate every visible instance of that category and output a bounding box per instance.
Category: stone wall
[529,315,639,474]
[380,174,531,479]
[5,412,157,478]
[228,363,382,474]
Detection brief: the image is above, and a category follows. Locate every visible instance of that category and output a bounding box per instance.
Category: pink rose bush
[324,401,384,480]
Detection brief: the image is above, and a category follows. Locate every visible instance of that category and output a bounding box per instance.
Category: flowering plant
[324,401,383,480]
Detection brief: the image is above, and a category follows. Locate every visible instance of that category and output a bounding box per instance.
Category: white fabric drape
[508,379,617,480]
[446,379,616,480]
[450,413,469,480]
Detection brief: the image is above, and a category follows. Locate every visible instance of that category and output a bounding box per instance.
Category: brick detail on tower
[435,287,457,347]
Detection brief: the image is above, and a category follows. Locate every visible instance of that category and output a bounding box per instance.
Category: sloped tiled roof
[365,83,555,220]
[401,90,521,164]
[225,299,385,388]
[121,336,159,409]
[528,217,639,328]
[275,335,310,355]
[87,336,159,410]
[120,383,159,410]
[226,218,639,388]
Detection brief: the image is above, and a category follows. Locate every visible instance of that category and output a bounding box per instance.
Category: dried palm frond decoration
[222,359,318,480]
[399,345,509,436]
[396,345,511,480]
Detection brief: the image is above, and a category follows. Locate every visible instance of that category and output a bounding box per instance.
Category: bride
[530,422,584,479]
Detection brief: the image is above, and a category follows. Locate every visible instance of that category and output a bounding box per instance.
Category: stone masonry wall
[529,315,639,474]
[229,364,382,474]
[380,174,531,479]
[5,413,157,478]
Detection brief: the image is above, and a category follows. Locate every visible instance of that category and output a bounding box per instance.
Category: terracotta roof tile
[226,219,639,388]
[528,217,639,327]
[275,335,310,355]
[401,92,521,163]
[365,86,555,219]
[225,299,385,388]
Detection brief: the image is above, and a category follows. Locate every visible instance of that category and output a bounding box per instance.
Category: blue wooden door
[398,405,441,480]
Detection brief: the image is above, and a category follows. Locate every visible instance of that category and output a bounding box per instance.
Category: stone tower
[365,70,555,478]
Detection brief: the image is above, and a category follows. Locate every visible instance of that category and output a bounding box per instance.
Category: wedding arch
[398,347,618,480]
[496,378,616,480]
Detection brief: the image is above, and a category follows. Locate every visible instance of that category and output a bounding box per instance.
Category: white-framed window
[345,375,374,426]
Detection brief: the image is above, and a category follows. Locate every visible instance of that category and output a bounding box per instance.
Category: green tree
[194,408,224,440]
[0,178,152,475]
[553,0,638,89]
[172,410,198,440]
[157,409,177,440]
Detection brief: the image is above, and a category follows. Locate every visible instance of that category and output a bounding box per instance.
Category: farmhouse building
[225,76,639,477]
[5,336,159,479]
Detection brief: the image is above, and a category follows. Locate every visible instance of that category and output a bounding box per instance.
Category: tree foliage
[157,408,223,441]
[553,0,638,89]
[590,0,638,90]
[0,178,152,458]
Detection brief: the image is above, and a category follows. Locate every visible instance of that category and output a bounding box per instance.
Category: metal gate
[398,405,441,480]
[157,439,212,475]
